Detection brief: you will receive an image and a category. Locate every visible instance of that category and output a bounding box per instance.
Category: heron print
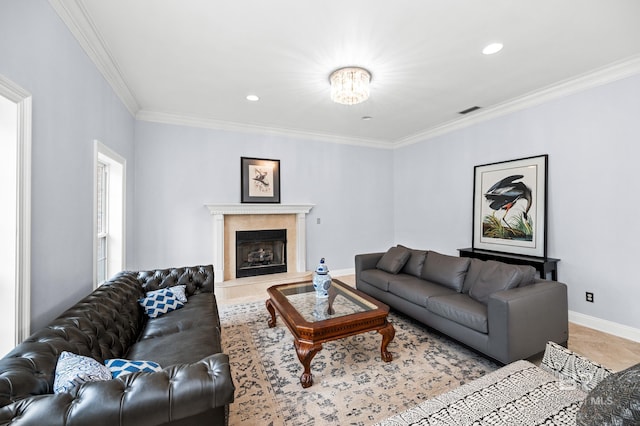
[248,165,274,197]
[483,174,533,241]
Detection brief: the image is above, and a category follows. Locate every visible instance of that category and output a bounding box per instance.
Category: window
[94,141,125,287]
[96,161,109,283]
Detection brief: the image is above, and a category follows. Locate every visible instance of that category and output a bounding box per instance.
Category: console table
[458,248,560,281]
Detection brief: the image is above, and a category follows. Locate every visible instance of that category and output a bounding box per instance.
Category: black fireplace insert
[235,229,287,278]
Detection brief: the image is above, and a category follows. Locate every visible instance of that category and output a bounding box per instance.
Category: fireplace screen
[236,229,287,278]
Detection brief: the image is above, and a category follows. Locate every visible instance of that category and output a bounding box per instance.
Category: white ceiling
[51,0,640,147]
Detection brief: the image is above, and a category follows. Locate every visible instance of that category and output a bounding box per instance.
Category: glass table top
[274,280,378,323]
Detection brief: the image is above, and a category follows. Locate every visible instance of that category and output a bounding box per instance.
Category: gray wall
[0,1,136,331]
[132,121,395,272]
[394,73,640,330]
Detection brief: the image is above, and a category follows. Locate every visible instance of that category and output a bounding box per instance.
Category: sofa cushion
[462,260,536,293]
[420,251,470,292]
[461,258,485,293]
[140,293,220,339]
[515,265,537,287]
[359,268,395,292]
[426,294,488,333]
[53,351,112,394]
[576,362,640,426]
[127,327,223,367]
[468,260,523,304]
[376,246,411,274]
[398,245,428,278]
[388,275,457,307]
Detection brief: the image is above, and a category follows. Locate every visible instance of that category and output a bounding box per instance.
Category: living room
[1,1,640,424]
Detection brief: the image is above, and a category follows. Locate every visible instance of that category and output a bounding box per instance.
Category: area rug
[219,301,498,426]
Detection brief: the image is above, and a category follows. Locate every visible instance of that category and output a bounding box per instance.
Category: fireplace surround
[205,204,314,282]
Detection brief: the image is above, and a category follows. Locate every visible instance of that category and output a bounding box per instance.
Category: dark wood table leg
[294,339,322,388]
[265,298,277,328]
[378,322,395,362]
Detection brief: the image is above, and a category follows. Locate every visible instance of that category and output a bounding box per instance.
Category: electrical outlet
[585,292,594,303]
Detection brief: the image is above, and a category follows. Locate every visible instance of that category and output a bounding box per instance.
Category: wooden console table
[458,248,560,281]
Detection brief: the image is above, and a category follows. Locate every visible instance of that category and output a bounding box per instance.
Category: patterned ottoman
[376,342,615,426]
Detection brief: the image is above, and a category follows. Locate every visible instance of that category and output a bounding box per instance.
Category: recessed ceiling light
[361,116,372,121]
[482,43,504,55]
[246,94,259,101]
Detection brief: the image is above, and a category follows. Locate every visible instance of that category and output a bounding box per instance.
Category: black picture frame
[472,154,548,258]
[241,157,281,203]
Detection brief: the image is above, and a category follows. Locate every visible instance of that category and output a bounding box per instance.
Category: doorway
[0,75,31,356]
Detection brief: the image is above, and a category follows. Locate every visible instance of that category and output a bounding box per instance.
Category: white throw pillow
[53,351,112,394]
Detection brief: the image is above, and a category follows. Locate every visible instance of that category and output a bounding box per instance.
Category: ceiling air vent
[458,106,481,115]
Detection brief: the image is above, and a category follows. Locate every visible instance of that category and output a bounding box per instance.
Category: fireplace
[236,229,287,278]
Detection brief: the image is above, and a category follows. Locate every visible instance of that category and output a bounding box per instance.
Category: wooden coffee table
[265,279,395,388]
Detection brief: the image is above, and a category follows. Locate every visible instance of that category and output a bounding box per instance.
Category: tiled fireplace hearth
[205,204,314,283]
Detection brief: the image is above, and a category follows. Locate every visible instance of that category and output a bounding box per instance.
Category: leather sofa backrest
[0,273,145,407]
[136,265,214,296]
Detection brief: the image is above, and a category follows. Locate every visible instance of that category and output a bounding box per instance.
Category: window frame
[93,140,126,287]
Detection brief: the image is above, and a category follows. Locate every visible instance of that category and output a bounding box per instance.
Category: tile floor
[217,273,640,372]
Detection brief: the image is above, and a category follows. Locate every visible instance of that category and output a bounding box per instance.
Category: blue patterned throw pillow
[105,358,162,378]
[138,289,184,318]
[53,351,112,394]
[146,285,188,303]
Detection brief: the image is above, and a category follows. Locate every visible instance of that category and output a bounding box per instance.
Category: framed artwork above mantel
[472,154,548,258]
[241,157,281,204]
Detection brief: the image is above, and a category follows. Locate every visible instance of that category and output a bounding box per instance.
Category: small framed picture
[241,157,281,203]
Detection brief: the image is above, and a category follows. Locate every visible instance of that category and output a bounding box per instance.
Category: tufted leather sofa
[0,265,235,426]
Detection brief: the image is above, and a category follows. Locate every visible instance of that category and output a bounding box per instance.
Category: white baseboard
[569,310,640,343]
[331,268,355,278]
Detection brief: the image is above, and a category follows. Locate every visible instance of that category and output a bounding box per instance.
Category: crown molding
[48,0,140,116]
[48,1,640,150]
[393,54,640,148]
[136,110,394,149]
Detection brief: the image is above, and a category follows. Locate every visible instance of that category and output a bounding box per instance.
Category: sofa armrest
[355,252,384,276]
[487,280,568,364]
[0,354,234,426]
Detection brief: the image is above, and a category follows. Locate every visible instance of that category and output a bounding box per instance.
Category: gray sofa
[0,265,235,426]
[355,246,568,364]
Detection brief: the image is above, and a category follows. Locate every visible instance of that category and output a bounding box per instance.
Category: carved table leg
[265,299,277,328]
[294,340,322,388]
[378,322,396,362]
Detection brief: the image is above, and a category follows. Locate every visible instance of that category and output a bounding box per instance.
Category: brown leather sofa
[0,265,234,426]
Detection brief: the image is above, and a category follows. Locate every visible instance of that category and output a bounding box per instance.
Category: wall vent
[458,106,481,115]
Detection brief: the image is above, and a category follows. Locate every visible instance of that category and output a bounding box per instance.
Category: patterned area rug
[220,301,498,425]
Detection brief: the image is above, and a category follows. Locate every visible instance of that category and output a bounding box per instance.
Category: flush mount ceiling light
[482,42,504,55]
[329,67,371,105]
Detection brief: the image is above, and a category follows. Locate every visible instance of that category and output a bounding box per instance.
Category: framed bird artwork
[241,157,281,203]
[472,154,548,258]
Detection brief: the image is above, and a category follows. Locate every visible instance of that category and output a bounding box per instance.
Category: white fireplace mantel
[205,203,314,282]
